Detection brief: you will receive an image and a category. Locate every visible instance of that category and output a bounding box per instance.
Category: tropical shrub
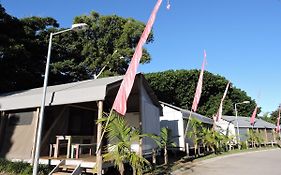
[100,113,151,175]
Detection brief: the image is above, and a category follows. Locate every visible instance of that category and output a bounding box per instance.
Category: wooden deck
[40,154,97,168]
[40,154,113,169]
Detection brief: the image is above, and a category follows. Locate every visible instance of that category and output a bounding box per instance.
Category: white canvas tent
[0,73,161,166]
[159,102,213,152]
[216,116,277,144]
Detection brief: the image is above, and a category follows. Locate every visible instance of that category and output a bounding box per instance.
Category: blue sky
[2,0,281,114]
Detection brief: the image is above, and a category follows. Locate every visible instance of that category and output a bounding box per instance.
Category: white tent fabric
[0,76,123,111]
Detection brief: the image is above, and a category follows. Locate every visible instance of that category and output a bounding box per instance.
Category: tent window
[8,112,33,126]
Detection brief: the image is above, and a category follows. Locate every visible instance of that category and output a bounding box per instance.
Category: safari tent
[159,101,213,153]
[216,115,277,145]
[0,73,161,170]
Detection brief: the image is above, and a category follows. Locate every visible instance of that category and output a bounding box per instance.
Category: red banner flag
[216,81,230,121]
[191,50,207,112]
[276,107,281,132]
[250,106,258,125]
[112,0,163,115]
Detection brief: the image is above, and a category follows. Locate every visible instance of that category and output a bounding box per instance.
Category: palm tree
[101,113,150,175]
[247,129,256,148]
[186,118,203,156]
[201,128,216,153]
[154,127,177,165]
[255,130,264,147]
[247,129,264,148]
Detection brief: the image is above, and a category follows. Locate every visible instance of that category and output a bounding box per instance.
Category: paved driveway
[173,149,281,175]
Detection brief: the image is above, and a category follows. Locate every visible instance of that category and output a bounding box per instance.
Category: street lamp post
[234,100,250,149]
[32,23,87,175]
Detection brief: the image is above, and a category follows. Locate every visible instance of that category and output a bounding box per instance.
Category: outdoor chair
[70,143,97,159]
[49,141,67,157]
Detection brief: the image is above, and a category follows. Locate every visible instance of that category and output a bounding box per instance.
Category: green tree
[247,129,264,148]
[154,127,177,165]
[186,118,203,156]
[260,106,280,124]
[0,4,59,93]
[201,128,216,152]
[0,5,153,93]
[215,131,233,153]
[145,70,259,117]
[49,11,153,84]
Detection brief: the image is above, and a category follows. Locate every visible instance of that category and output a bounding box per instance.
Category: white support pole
[0,112,6,147]
[139,75,143,157]
[32,32,53,175]
[31,108,40,166]
[96,101,103,175]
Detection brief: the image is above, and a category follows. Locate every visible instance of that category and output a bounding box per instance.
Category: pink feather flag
[191,50,207,112]
[112,0,163,115]
[215,81,230,121]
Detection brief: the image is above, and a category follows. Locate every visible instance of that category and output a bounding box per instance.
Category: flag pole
[184,50,206,153]
[96,108,114,154]
[184,110,193,136]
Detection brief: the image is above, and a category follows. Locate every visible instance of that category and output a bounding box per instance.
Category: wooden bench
[71,143,96,159]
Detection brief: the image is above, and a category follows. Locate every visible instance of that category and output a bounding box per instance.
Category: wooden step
[49,159,83,175]
[59,165,77,171]
[52,172,72,175]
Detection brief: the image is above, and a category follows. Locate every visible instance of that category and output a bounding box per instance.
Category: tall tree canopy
[262,106,280,124]
[145,70,259,117]
[0,5,153,93]
[0,4,59,92]
[50,11,153,83]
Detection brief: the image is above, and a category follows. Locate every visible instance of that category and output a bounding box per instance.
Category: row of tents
[0,73,277,170]
[161,101,277,153]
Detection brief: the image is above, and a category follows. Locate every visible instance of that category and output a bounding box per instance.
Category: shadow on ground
[144,150,213,175]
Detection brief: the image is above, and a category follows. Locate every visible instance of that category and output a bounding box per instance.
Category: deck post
[264,128,268,146]
[96,101,103,175]
[139,76,143,157]
[271,129,276,147]
[246,128,249,149]
[31,108,40,165]
[0,112,6,150]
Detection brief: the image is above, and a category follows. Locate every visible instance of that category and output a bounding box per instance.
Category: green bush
[0,159,52,175]
[240,142,248,150]
[6,161,30,174]
[0,159,10,172]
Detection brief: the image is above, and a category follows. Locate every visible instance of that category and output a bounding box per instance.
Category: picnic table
[53,135,93,158]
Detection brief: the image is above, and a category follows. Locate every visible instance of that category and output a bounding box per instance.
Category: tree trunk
[164,146,168,165]
[119,163,124,175]
[194,144,198,157]
[152,148,156,165]
[203,143,206,154]
[133,167,136,175]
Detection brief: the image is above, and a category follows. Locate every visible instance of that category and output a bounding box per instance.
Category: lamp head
[71,23,88,30]
[242,101,250,104]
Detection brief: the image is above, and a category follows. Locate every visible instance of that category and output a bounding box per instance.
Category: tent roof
[222,116,276,129]
[160,101,213,125]
[0,73,159,111]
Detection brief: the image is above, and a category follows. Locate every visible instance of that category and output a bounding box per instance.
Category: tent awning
[0,76,124,111]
